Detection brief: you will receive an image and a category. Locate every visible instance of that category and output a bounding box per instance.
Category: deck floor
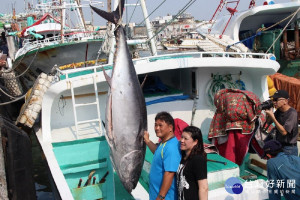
[51,122,103,143]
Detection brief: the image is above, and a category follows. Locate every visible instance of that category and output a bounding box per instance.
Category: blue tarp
[146,95,190,106]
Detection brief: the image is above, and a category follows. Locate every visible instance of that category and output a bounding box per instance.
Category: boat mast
[107,0,112,12]
[140,0,157,56]
[60,0,66,43]
[75,0,86,30]
[108,0,157,63]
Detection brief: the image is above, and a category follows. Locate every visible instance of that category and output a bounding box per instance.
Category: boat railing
[22,35,61,46]
[134,51,276,64]
[56,51,276,79]
[22,33,104,47]
[18,33,104,57]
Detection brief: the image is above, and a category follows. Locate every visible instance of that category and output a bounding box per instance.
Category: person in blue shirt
[144,111,181,200]
[263,140,300,200]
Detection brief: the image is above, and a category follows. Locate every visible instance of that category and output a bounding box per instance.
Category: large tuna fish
[90,1,147,193]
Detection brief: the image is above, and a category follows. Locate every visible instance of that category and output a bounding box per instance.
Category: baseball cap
[263,140,282,157]
[270,90,289,99]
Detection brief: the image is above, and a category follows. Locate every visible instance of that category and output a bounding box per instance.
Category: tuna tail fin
[90,0,125,24]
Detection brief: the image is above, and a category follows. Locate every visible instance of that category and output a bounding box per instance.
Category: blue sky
[0,0,289,26]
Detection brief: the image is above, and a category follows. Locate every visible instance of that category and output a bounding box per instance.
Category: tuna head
[91,2,147,193]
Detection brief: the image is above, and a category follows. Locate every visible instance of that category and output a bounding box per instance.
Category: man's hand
[265,108,275,121]
[156,172,175,200]
[265,108,287,136]
[143,130,157,153]
[265,108,276,124]
[143,130,150,144]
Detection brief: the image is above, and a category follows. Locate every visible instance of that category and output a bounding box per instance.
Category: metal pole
[283,30,288,59]
[140,0,157,56]
[76,0,86,30]
[294,23,299,59]
[108,0,118,64]
[60,0,66,43]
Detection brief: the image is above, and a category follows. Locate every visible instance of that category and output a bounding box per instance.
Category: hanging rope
[128,0,140,24]
[226,31,261,51]
[0,94,25,106]
[0,47,41,80]
[118,0,123,23]
[257,7,300,33]
[227,7,300,53]
[0,43,33,74]
[113,0,123,30]
[0,86,18,99]
[266,7,300,54]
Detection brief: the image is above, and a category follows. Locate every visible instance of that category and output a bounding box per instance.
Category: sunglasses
[273,98,286,102]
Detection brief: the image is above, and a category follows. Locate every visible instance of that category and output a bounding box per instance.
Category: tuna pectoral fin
[102,66,112,88]
[106,94,115,147]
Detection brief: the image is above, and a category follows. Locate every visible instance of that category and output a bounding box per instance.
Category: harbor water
[31,133,54,200]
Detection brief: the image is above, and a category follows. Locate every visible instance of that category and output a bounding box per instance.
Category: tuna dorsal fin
[102,66,112,87]
[90,0,125,24]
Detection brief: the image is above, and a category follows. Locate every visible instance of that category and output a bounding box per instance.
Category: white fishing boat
[35,49,279,199]
[10,0,106,92]
[197,0,300,63]
[30,0,299,200]
[199,0,300,43]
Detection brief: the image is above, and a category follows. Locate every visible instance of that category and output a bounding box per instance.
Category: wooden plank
[250,158,267,171]
[62,91,108,99]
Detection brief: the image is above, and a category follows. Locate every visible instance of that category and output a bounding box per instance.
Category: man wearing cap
[265,90,299,156]
[263,140,300,200]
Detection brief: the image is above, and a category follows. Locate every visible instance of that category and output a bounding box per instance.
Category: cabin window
[191,71,198,98]
[47,34,54,38]
[29,36,36,42]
